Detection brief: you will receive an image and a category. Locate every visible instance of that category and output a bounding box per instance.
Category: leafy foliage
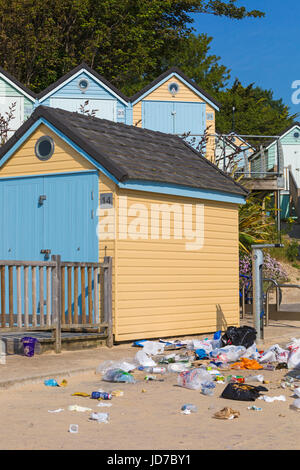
[239,252,289,285]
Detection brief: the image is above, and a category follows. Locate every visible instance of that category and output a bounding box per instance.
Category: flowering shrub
[239,253,288,288]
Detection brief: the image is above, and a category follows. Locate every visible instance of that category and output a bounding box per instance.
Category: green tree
[0,0,264,93]
[216,79,297,139]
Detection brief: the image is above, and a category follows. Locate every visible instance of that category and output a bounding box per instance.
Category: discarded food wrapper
[111,390,124,397]
[44,379,59,387]
[97,402,112,407]
[258,395,286,403]
[181,404,197,413]
[71,392,90,397]
[69,424,78,433]
[135,350,156,367]
[48,408,64,413]
[213,407,240,420]
[247,405,262,411]
[89,412,109,423]
[68,405,92,412]
[59,379,68,387]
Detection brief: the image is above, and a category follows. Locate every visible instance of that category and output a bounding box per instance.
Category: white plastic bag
[287,338,300,369]
[96,359,137,375]
[242,343,260,360]
[177,368,213,390]
[142,341,165,355]
[135,350,156,367]
[210,345,246,363]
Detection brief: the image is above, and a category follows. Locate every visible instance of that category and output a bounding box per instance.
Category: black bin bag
[221,383,268,402]
[221,326,257,349]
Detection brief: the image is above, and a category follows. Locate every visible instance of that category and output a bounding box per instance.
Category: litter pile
[45,327,300,429]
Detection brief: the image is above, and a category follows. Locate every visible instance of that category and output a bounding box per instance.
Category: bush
[239,252,289,287]
[285,241,299,262]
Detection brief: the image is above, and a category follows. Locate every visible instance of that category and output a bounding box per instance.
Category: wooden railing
[0,255,113,352]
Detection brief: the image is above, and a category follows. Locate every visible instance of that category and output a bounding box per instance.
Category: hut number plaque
[100,193,113,208]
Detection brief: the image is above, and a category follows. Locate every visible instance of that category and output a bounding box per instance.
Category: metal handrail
[265,282,300,326]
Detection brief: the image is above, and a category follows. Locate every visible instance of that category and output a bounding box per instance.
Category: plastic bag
[259,344,289,364]
[221,383,268,401]
[242,343,260,360]
[96,359,137,375]
[102,368,136,383]
[177,368,213,390]
[142,341,165,355]
[221,326,257,349]
[135,350,156,367]
[210,345,246,363]
[287,338,300,369]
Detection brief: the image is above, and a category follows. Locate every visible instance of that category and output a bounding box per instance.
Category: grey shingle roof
[0,106,247,197]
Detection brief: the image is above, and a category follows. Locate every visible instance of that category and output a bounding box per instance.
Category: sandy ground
[1,356,300,451]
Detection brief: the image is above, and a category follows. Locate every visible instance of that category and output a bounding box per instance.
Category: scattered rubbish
[97,402,112,407]
[221,383,268,401]
[276,363,288,370]
[259,345,289,364]
[142,341,165,355]
[221,326,257,349]
[293,387,300,397]
[227,375,245,384]
[0,339,6,365]
[135,350,156,367]
[230,358,263,370]
[71,392,90,397]
[96,359,136,374]
[287,338,300,369]
[201,381,216,396]
[181,404,197,413]
[21,337,40,357]
[210,345,247,363]
[213,407,240,420]
[195,349,208,359]
[167,363,191,373]
[262,363,275,371]
[291,398,300,410]
[177,368,213,390]
[111,390,124,397]
[102,369,136,383]
[144,375,164,382]
[247,374,264,383]
[141,389,147,393]
[247,406,262,411]
[68,405,92,412]
[89,412,109,423]
[44,379,59,387]
[91,392,112,400]
[59,379,68,387]
[258,395,286,403]
[48,408,64,413]
[69,424,78,433]
[139,366,166,374]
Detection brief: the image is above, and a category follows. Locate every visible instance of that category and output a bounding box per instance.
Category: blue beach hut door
[0,171,99,262]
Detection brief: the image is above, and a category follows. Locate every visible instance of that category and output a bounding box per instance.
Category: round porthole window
[78,78,89,91]
[35,136,55,161]
[294,131,300,139]
[168,82,179,96]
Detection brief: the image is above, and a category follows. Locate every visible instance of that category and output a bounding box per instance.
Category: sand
[0,358,300,451]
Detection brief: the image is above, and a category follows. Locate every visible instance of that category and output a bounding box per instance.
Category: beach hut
[0,66,36,139]
[0,106,247,342]
[130,67,221,161]
[36,62,131,124]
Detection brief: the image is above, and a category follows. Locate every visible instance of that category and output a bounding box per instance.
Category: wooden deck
[0,330,108,354]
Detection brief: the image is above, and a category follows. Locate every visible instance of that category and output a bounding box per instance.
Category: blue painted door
[143,101,205,148]
[0,172,99,262]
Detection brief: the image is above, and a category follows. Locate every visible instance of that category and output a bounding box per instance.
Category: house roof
[249,122,300,161]
[129,67,221,110]
[0,105,247,197]
[36,62,130,104]
[0,66,36,102]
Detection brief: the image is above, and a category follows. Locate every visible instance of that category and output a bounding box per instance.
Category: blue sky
[192,0,300,118]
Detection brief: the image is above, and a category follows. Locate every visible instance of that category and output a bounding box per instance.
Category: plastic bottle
[181,404,198,413]
[201,381,216,396]
[91,391,112,400]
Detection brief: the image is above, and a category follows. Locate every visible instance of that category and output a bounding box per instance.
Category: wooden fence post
[103,256,113,347]
[52,255,62,353]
